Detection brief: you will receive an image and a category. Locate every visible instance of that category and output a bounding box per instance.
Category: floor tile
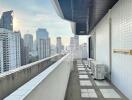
[95,80,110,86]
[77,64,83,66]
[100,89,121,98]
[77,65,84,68]
[81,89,98,98]
[88,92,98,98]
[87,89,95,93]
[81,89,95,93]
[81,92,89,98]
[78,68,85,71]
[80,80,92,86]
[78,71,87,74]
[79,75,89,79]
[81,89,87,93]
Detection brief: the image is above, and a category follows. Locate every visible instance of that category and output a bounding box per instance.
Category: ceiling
[52,0,118,35]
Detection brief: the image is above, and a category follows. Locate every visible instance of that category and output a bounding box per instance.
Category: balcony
[0,54,65,100]
[65,59,128,100]
[0,53,128,100]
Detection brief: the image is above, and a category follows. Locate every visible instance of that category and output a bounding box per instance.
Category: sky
[0,0,88,46]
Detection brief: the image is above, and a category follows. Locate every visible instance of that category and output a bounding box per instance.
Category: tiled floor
[100,89,121,98]
[81,89,98,98]
[65,60,128,100]
[78,68,85,71]
[78,71,87,74]
[80,80,92,86]
[77,65,84,68]
[95,80,110,86]
[79,75,89,79]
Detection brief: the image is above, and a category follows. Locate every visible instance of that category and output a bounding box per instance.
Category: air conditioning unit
[91,61,105,80]
[90,59,96,75]
[88,58,95,69]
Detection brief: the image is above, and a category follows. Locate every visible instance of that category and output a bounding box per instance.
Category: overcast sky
[0,0,88,46]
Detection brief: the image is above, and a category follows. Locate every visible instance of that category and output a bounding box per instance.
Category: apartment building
[0,28,21,72]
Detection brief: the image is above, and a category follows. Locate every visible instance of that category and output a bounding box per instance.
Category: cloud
[0,0,75,46]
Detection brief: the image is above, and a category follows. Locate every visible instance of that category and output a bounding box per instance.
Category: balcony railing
[0,54,67,100]
[5,53,73,100]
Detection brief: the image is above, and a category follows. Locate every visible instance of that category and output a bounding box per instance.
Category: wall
[0,54,63,100]
[111,0,132,99]
[93,0,132,99]
[95,13,111,79]
[25,54,73,100]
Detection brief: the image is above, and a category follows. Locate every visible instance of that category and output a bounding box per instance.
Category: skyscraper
[70,35,79,51]
[80,43,87,59]
[20,37,26,66]
[0,40,3,73]
[56,37,62,54]
[45,38,51,57]
[51,44,57,56]
[14,31,21,67]
[36,28,51,60]
[24,34,33,52]
[24,34,33,64]
[36,28,48,39]
[0,10,13,31]
[70,37,74,51]
[70,35,80,59]
[0,28,21,72]
[74,35,79,49]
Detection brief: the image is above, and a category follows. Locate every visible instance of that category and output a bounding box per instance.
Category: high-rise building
[23,34,33,64]
[29,40,38,58]
[70,35,79,51]
[38,39,46,59]
[0,40,3,73]
[20,37,26,66]
[56,37,62,54]
[28,40,38,63]
[80,43,87,59]
[36,28,51,60]
[74,35,79,49]
[61,45,64,52]
[70,37,74,51]
[0,28,21,72]
[51,45,57,56]
[36,28,48,39]
[70,35,80,59]
[24,34,33,52]
[45,38,51,57]
[0,10,13,31]
[14,31,21,67]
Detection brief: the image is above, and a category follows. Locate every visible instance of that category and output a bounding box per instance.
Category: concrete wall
[0,54,63,100]
[95,13,111,79]
[25,54,73,100]
[93,0,132,99]
[111,0,132,99]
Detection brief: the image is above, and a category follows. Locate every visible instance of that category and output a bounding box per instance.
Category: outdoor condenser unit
[88,58,95,68]
[91,61,105,80]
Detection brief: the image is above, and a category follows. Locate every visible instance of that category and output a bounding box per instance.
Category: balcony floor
[65,60,128,100]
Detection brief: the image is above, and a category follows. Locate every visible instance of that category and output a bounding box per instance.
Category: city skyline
[36,28,51,59]
[0,0,73,46]
[0,0,88,46]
